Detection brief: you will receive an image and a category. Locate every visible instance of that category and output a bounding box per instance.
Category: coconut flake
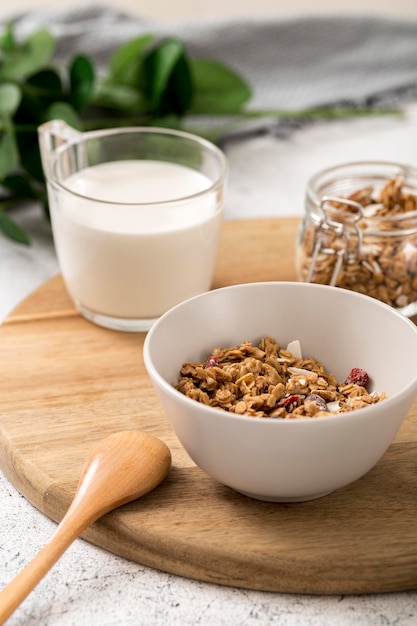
[327,400,341,413]
[286,339,302,359]
[287,367,311,376]
[362,203,383,218]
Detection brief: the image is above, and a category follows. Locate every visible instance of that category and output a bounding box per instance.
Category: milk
[49,160,223,323]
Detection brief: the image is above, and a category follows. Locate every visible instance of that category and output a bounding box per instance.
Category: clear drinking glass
[38,122,228,331]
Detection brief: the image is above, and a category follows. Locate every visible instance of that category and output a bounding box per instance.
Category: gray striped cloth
[2,4,417,136]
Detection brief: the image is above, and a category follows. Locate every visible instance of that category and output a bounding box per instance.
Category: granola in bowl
[176,336,386,418]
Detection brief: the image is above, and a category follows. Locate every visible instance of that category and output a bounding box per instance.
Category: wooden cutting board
[1,217,417,596]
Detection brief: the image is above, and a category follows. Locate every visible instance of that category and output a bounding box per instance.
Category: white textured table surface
[2,0,417,622]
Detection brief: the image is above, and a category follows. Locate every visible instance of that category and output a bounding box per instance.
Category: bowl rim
[143,281,417,425]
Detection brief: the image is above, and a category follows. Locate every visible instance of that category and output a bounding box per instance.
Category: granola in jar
[296,162,417,317]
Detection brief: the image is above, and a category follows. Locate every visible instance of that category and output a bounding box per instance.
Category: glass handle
[38,120,83,181]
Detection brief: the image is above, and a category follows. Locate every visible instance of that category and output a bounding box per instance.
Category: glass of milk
[38,122,228,331]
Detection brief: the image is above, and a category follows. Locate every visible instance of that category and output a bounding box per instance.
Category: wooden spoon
[0,430,171,624]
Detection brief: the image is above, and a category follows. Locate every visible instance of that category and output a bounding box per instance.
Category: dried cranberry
[277,394,301,412]
[204,355,218,368]
[305,394,328,412]
[345,367,369,387]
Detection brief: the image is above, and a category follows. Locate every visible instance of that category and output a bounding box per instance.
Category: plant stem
[7,106,402,135]
[183,107,403,142]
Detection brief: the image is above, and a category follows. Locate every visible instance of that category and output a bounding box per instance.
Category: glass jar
[296,161,417,317]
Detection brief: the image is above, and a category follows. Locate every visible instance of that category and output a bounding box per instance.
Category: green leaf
[0,83,21,116]
[106,34,154,87]
[45,102,83,130]
[27,68,63,97]
[0,208,30,244]
[0,23,15,51]
[161,52,193,117]
[0,28,55,80]
[0,131,19,178]
[189,58,251,114]
[69,55,95,110]
[15,130,44,182]
[24,69,64,114]
[2,173,40,199]
[92,82,147,112]
[143,38,193,116]
[14,87,44,125]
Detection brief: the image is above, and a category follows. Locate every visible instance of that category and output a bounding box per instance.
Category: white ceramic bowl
[143,282,417,502]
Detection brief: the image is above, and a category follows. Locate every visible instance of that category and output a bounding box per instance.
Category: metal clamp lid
[305,196,364,286]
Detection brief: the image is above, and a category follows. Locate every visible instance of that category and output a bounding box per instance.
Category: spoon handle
[0,430,171,624]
